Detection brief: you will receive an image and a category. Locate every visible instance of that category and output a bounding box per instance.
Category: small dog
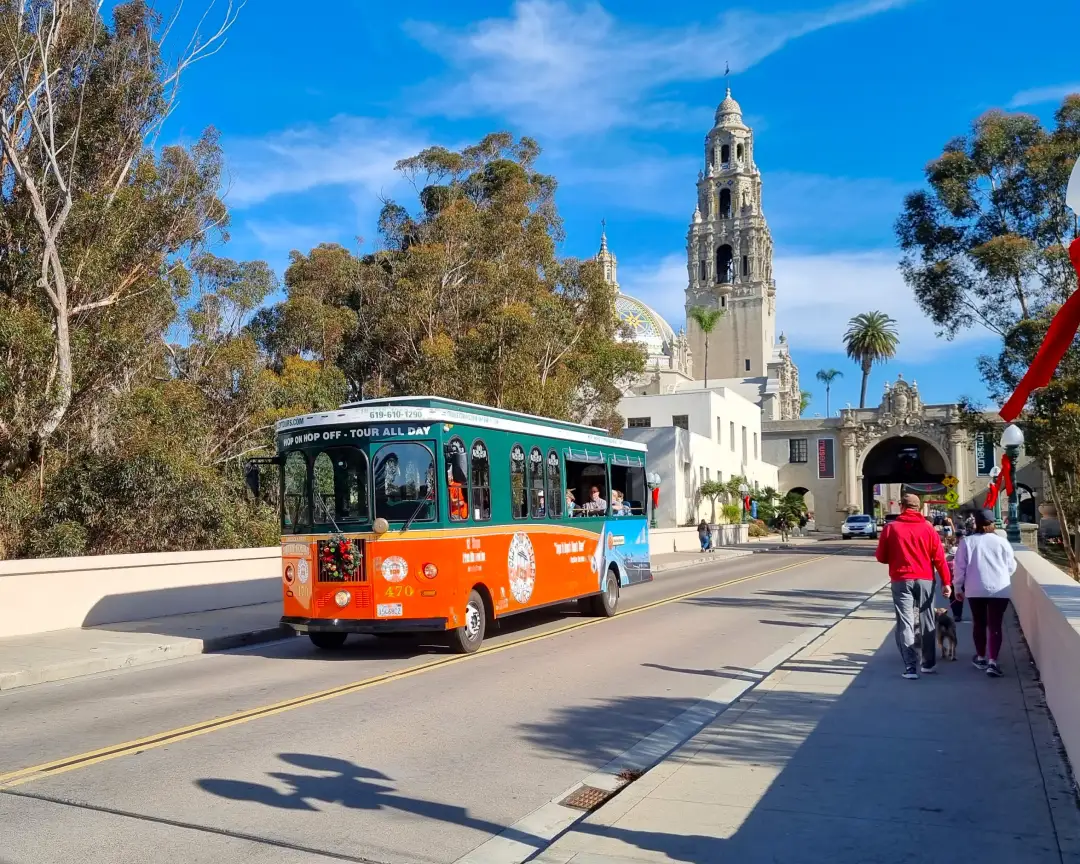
[936,608,958,661]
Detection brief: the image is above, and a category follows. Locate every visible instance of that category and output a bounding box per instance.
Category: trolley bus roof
[276,397,648,452]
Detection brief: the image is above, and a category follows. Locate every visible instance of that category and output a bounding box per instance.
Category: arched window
[720,144,730,165]
[446,437,468,522]
[547,450,563,518]
[313,452,336,523]
[510,444,527,519]
[719,188,731,218]
[716,244,734,284]
[529,447,545,517]
[699,259,707,281]
[736,143,744,162]
[470,440,491,521]
[283,451,310,533]
[742,255,749,276]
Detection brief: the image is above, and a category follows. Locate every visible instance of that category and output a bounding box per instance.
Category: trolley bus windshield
[279,438,437,534]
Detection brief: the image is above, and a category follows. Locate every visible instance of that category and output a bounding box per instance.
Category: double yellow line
[0,556,822,790]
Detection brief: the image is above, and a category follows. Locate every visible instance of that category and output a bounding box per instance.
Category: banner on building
[817,438,835,480]
[975,432,995,477]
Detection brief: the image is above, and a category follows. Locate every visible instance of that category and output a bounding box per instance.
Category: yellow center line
[0,555,824,789]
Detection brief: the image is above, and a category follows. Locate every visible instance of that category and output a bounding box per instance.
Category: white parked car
[842,514,878,540]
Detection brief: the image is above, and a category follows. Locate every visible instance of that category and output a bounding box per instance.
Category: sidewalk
[0,549,753,692]
[534,590,1080,864]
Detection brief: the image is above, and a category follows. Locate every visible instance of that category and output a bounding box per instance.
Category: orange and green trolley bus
[261,396,654,653]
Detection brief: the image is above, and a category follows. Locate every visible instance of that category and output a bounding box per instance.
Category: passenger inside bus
[583,486,607,516]
[446,444,468,521]
[611,490,626,515]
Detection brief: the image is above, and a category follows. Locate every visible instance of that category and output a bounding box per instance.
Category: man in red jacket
[876,493,952,679]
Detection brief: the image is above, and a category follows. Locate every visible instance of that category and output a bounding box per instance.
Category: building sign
[817,438,835,480]
[975,432,995,476]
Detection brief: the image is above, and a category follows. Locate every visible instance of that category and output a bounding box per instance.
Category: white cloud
[224,117,426,208]
[1009,82,1080,108]
[246,220,348,254]
[773,250,996,361]
[406,0,914,137]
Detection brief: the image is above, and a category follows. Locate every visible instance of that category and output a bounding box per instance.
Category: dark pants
[950,597,964,621]
[891,579,936,670]
[968,597,1010,661]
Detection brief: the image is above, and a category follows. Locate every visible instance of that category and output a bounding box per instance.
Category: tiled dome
[714,87,743,125]
[615,293,676,357]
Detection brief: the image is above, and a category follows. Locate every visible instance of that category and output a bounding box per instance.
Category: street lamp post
[738,482,749,525]
[1000,424,1024,545]
[646,472,661,530]
[988,465,1002,529]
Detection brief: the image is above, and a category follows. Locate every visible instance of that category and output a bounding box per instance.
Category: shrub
[721,503,743,524]
[748,522,769,538]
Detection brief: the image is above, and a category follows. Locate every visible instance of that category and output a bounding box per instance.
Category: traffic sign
[941,475,958,488]
[945,490,959,505]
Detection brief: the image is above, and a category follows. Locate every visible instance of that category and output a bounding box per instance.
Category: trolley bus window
[565,457,608,517]
[283,451,311,533]
[529,447,546,517]
[610,461,647,515]
[470,440,491,521]
[446,438,468,522]
[510,444,527,519]
[313,447,369,526]
[546,450,563,518]
[373,442,436,523]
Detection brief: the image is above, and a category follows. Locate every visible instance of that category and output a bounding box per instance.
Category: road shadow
[641,663,761,682]
[233,603,579,661]
[542,610,1068,864]
[197,753,543,848]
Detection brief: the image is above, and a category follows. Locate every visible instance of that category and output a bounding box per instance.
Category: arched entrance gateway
[859,435,949,516]
[838,376,968,519]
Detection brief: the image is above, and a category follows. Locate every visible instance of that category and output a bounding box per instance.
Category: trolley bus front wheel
[309,631,348,650]
[448,589,487,654]
[590,567,620,618]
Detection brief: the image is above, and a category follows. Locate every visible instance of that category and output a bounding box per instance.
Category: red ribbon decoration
[1000,237,1080,421]
[1000,454,1014,496]
[984,480,1000,510]
[651,487,660,510]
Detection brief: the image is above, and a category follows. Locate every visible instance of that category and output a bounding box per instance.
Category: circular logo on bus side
[508,532,536,605]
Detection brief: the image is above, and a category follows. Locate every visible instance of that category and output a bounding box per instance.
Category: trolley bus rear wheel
[590,568,620,617]
[308,631,348,650]
[448,589,486,654]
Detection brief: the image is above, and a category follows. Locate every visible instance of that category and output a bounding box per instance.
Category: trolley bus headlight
[422,563,438,579]
[334,590,351,608]
[284,565,294,584]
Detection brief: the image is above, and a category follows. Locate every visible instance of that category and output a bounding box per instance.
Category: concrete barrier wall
[1011,549,1080,769]
[649,524,749,555]
[0,547,282,638]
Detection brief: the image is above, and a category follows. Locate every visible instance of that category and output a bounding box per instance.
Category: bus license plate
[377,603,403,618]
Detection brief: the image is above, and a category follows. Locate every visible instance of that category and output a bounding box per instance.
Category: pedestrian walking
[875,493,952,679]
[697,519,712,552]
[953,509,1017,678]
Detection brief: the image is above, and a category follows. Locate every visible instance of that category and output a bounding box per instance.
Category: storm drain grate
[560,784,615,812]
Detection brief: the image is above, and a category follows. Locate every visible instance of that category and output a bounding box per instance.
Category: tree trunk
[859,360,871,408]
[825,385,831,417]
[703,340,709,389]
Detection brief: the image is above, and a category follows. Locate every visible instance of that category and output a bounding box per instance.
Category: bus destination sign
[280,425,433,448]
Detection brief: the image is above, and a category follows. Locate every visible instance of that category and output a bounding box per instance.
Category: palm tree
[815,368,843,417]
[844,312,899,408]
[800,390,811,415]
[688,306,725,388]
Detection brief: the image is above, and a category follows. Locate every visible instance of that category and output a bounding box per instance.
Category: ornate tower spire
[685,88,776,380]
[596,219,619,291]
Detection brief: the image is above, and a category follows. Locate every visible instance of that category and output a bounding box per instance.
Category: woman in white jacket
[953,509,1017,678]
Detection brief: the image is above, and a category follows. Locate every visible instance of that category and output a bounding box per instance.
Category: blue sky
[163,0,1080,415]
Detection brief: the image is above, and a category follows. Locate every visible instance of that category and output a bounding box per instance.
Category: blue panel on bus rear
[592,516,652,587]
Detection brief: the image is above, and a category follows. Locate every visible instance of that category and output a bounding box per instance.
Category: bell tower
[685,89,776,381]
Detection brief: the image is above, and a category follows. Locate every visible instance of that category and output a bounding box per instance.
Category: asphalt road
[0,542,887,864]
